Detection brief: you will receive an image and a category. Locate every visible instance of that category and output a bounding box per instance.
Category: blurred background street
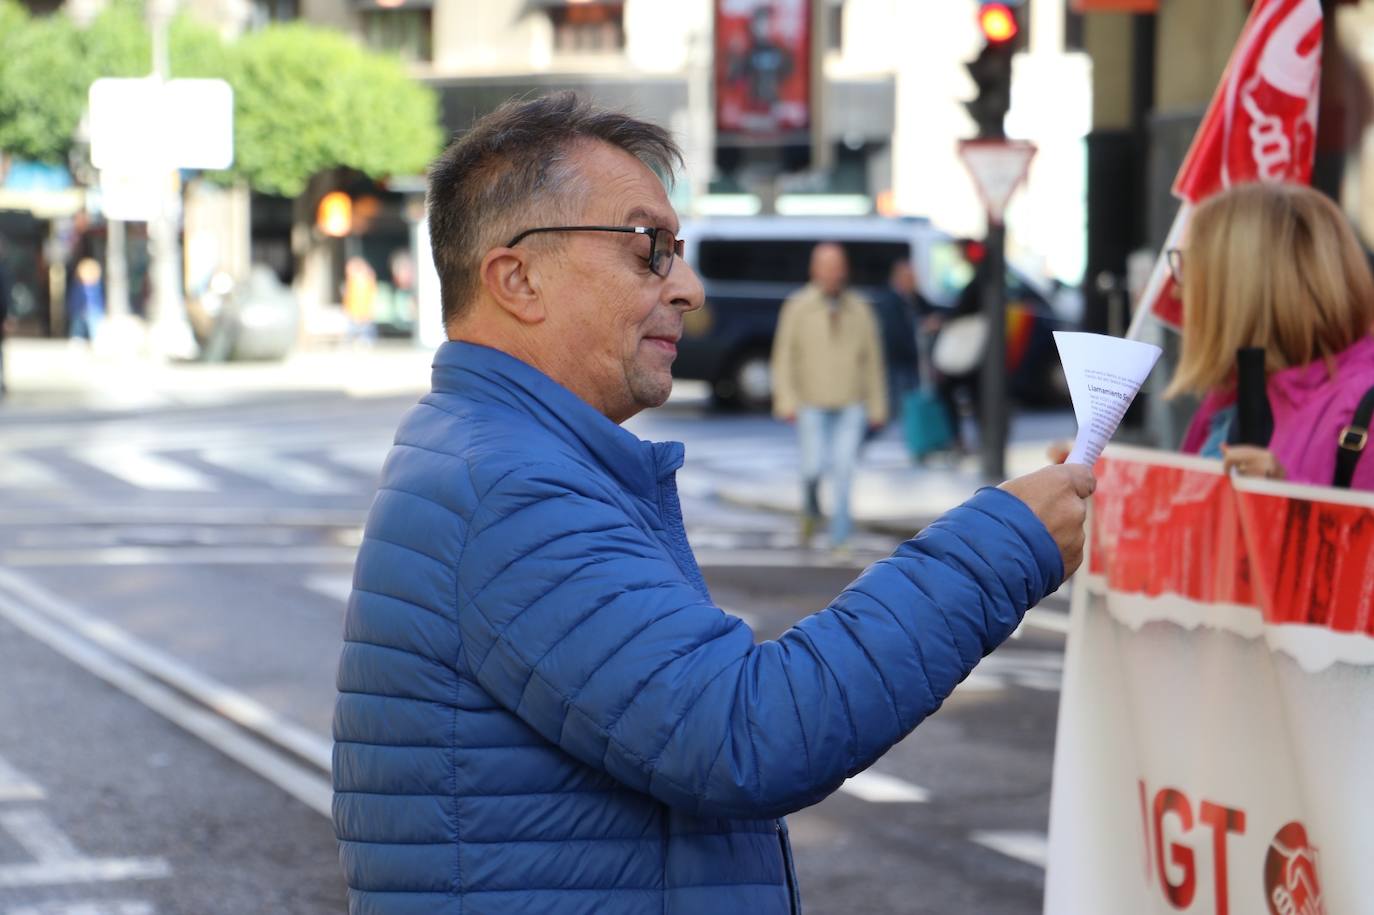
[3,0,1374,912]
[0,346,1073,914]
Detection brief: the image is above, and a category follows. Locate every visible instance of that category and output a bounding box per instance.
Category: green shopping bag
[902,386,953,460]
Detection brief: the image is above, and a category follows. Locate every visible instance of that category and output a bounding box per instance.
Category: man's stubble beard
[627,361,674,413]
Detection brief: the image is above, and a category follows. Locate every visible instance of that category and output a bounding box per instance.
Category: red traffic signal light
[979,3,1019,44]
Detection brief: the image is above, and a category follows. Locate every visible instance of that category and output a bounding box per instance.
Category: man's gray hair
[427,91,683,326]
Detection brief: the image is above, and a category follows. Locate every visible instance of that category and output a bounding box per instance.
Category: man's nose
[668,258,705,313]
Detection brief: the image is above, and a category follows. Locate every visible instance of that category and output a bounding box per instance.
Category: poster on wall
[714,0,812,148]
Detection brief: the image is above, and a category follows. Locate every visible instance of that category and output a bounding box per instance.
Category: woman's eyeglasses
[1166,248,1184,286]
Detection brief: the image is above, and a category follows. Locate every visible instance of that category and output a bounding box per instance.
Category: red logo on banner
[1264,822,1324,915]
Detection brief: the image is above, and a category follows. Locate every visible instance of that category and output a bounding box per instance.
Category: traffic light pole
[964,0,1024,482]
[979,222,1008,482]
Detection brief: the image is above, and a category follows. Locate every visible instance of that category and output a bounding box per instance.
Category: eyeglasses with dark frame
[504,226,685,278]
[1166,247,1184,286]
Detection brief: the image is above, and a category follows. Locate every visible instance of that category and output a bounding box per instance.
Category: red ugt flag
[1127,0,1323,337]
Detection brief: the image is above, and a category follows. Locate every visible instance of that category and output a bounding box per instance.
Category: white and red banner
[1128,0,1324,336]
[1045,446,1374,915]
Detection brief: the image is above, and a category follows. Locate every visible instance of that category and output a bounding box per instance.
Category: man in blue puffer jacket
[333,92,1095,915]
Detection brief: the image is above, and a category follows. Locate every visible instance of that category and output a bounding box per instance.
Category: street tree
[229,23,442,197]
[0,5,440,194]
[0,2,126,164]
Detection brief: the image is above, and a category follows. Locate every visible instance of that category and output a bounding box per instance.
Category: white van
[674,216,977,408]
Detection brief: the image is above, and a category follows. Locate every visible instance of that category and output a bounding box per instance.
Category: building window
[361,8,433,63]
[826,0,844,53]
[251,0,298,28]
[1065,10,1085,51]
[549,3,625,54]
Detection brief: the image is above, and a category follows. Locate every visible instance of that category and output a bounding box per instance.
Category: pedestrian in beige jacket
[771,242,887,552]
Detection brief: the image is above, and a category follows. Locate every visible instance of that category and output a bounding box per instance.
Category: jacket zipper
[777,819,800,914]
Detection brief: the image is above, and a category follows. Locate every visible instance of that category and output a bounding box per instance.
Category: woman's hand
[1221,444,1286,480]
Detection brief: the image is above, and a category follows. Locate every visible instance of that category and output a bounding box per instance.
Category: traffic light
[966,2,1024,140]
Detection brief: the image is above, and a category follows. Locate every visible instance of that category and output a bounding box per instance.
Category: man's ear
[479,247,546,325]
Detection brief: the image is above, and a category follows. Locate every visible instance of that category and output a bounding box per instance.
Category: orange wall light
[317,192,353,237]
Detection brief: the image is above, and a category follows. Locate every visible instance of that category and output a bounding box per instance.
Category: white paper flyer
[1053,331,1163,467]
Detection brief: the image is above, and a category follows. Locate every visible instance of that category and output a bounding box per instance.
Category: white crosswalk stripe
[0,753,45,802]
[839,770,931,803]
[324,443,391,476]
[0,453,65,490]
[198,449,353,494]
[7,901,156,915]
[74,446,217,492]
[304,573,354,604]
[0,442,388,495]
[970,830,1048,869]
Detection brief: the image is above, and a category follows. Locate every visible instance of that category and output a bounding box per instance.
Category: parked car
[673,215,1071,409]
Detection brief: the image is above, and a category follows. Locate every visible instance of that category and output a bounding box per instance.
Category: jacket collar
[794,283,865,311]
[1267,334,1374,409]
[429,341,683,499]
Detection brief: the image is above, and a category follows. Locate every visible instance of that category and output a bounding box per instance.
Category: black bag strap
[1334,385,1374,488]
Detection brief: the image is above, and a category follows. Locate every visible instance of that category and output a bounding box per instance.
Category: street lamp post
[145,0,197,359]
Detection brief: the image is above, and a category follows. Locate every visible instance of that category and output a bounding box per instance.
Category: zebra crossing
[0,441,392,495]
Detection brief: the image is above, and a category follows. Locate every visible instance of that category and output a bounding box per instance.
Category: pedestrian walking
[0,240,11,400]
[333,91,1094,915]
[871,258,922,422]
[342,255,377,346]
[1168,182,1374,489]
[66,257,104,343]
[770,242,887,552]
[931,244,995,454]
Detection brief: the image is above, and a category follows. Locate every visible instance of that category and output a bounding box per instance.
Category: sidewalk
[0,338,434,413]
[705,428,1076,537]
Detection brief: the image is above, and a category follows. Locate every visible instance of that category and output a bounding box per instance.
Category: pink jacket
[1181,335,1374,490]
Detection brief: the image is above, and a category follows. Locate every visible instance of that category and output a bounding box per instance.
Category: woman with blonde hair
[1170,181,1374,488]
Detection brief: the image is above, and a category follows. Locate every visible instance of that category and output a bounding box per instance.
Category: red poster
[714,0,812,143]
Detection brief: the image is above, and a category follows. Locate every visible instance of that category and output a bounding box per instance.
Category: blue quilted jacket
[333,341,1062,915]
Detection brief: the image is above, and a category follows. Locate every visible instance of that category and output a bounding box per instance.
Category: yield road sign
[958,139,1037,225]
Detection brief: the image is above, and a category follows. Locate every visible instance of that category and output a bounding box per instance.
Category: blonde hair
[1166,182,1374,398]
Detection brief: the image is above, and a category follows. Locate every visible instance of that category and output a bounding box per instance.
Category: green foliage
[0,5,86,163]
[0,7,441,195]
[169,16,235,80]
[0,0,147,163]
[229,23,442,196]
[82,1,152,82]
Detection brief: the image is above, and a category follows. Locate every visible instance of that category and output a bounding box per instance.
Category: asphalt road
[0,390,1070,915]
